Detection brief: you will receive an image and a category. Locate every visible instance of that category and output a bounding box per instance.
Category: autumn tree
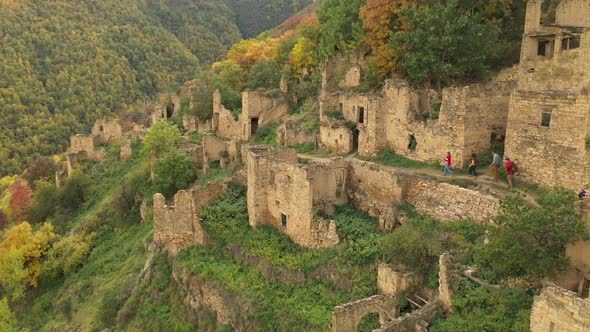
[360,0,415,75]
[0,222,57,299]
[9,184,33,223]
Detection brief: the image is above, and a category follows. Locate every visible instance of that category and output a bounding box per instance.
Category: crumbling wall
[202,134,240,170]
[153,182,228,254]
[378,264,421,295]
[240,89,289,140]
[247,146,340,248]
[375,301,444,332]
[69,135,106,162]
[319,125,353,154]
[530,284,590,332]
[92,119,123,144]
[213,90,241,140]
[332,295,398,332]
[349,160,500,224]
[277,119,317,147]
[183,114,212,133]
[505,91,590,190]
[120,139,132,160]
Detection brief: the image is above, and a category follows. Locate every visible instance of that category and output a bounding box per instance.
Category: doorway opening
[251,117,259,135]
[352,128,360,151]
[358,107,365,124]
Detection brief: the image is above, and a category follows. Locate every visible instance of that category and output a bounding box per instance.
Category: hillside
[0,0,313,178]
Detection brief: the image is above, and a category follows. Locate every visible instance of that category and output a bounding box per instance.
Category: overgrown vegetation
[367,149,438,169]
[254,123,280,147]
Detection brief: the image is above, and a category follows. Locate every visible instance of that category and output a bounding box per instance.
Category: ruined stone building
[68,135,106,162]
[505,0,590,190]
[246,146,499,248]
[530,284,590,332]
[319,55,515,167]
[201,134,241,172]
[246,146,342,248]
[213,89,289,141]
[92,118,123,144]
[153,181,230,254]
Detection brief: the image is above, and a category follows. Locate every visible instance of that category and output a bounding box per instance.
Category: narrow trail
[298,153,538,205]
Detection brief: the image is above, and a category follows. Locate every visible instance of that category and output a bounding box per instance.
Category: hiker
[489,152,502,182]
[469,153,478,177]
[505,157,518,189]
[443,152,453,175]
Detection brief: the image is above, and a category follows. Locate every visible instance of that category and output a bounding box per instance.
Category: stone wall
[183,114,212,133]
[213,90,242,141]
[556,0,590,27]
[213,89,289,141]
[332,295,398,332]
[202,135,240,171]
[277,118,317,147]
[320,75,515,167]
[153,181,229,254]
[530,284,590,332]
[69,135,106,162]
[375,301,444,332]
[247,146,341,248]
[378,264,421,296]
[120,139,132,160]
[505,91,590,190]
[92,119,123,144]
[349,160,500,224]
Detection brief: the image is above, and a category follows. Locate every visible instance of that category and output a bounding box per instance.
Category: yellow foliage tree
[0,222,57,299]
[290,37,317,74]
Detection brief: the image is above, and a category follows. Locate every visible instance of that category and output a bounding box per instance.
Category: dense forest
[0,0,310,177]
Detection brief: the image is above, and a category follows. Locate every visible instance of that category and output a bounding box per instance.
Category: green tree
[430,281,532,332]
[317,0,365,60]
[247,60,282,90]
[153,152,196,197]
[142,122,182,158]
[58,174,92,212]
[0,298,21,332]
[28,182,58,223]
[475,189,588,282]
[392,1,499,88]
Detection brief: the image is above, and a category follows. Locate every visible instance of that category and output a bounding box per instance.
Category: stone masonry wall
[349,160,500,224]
[213,90,242,141]
[530,284,590,332]
[505,91,590,189]
[247,146,340,248]
[92,119,123,145]
[153,181,228,254]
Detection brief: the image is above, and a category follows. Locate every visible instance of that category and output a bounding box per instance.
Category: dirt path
[298,153,538,205]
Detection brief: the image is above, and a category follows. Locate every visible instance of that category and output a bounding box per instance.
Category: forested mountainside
[0,0,311,177]
[224,0,315,38]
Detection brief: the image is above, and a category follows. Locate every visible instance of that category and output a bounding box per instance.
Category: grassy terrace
[177,185,384,330]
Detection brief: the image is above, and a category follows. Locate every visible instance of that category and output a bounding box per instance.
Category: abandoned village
[56,1,590,331]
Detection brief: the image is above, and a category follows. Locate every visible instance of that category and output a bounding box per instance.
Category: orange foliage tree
[9,184,33,223]
[360,0,415,75]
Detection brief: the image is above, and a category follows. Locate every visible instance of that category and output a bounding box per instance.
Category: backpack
[511,163,518,173]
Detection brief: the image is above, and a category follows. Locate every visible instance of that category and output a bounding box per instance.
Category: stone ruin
[332,254,453,332]
[246,146,500,248]
[213,89,289,141]
[246,146,342,248]
[68,118,134,163]
[153,181,231,254]
[202,134,241,172]
[319,64,516,168]
[530,284,590,332]
[505,0,590,190]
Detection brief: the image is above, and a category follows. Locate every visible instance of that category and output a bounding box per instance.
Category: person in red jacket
[443,152,453,175]
[505,157,517,189]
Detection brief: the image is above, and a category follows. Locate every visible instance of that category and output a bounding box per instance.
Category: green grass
[366,149,439,169]
[253,123,280,146]
[197,164,241,186]
[288,143,316,154]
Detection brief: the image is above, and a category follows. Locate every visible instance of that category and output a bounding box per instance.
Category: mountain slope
[0,0,241,176]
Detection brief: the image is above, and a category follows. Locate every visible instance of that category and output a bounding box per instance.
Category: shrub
[253,123,279,146]
[247,60,281,90]
[475,189,587,283]
[153,152,195,197]
[42,232,97,279]
[58,173,92,211]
